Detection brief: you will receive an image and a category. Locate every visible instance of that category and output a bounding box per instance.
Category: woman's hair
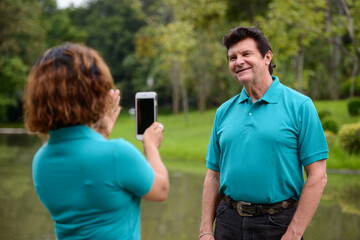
[222,27,276,75]
[24,43,114,134]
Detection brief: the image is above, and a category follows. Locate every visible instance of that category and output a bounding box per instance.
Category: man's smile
[235,67,251,74]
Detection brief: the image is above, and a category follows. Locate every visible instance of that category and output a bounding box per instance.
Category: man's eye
[229,56,236,61]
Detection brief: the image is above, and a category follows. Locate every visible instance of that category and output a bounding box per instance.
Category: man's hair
[222,27,276,75]
[24,43,114,134]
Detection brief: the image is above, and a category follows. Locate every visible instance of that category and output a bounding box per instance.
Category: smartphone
[135,92,157,140]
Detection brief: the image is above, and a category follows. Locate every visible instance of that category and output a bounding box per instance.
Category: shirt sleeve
[297,99,329,166]
[206,111,221,171]
[113,139,154,197]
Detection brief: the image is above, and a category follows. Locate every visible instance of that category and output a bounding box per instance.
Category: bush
[321,118,339,133]
[317,110,338,133]
[338,122,360,153]
[324,130,336,149]
[347,98,360,117]
[317,110,332,120]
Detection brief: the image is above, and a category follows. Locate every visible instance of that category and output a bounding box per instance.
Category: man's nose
[235,56,245,66]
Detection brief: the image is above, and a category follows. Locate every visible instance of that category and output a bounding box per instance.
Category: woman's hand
[142,122,164,149]
[93,89,121,138]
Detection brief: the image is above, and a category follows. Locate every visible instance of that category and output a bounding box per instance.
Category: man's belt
[223,195,298,217]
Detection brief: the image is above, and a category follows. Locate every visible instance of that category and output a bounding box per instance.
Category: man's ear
[264,50,273,66]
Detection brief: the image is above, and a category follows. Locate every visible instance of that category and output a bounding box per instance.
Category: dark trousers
[214,200,304,240]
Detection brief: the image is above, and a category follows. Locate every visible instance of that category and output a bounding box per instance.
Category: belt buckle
[236,201,253,217]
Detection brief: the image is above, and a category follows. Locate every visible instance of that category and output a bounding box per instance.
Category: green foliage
[44,9,87,47]
[225,0,271,22]
[322,118,339,133]
[341,76,360,97]
[347,98,360,117]
[315,100,360,125]
[338,122,360,153]
[69,0,145,82]
[324,130,336,149]
[317,109,332,120]
[317,109,338,133]
[257,0,326,60]
[256,0,327,93]
[0,0,47,65]
[0,56,28,121]
[2,0,360,121]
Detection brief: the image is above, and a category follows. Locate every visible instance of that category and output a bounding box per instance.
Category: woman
[24,43,169,240]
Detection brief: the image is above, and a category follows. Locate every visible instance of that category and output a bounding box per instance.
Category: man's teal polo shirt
[206,76,328,204]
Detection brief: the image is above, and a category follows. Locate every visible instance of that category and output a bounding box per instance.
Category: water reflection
[0,133,359,240]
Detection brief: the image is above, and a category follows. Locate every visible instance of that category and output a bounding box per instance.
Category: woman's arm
[142,122,169,202]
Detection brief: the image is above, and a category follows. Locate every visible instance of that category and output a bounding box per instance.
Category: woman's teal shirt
[32,125,154,240]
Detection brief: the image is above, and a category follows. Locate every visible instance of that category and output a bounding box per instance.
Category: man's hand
[199,169,221,240]
[281,159,327,240]
[199,233,215,240]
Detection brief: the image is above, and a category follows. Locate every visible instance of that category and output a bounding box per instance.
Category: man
[199,27,328,240]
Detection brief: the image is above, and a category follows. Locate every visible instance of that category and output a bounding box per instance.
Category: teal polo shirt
[32,125,154,240]
[206,76,328,204]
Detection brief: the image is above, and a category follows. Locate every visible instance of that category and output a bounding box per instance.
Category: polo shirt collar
[238,76,282,104]
[48,125,105,144]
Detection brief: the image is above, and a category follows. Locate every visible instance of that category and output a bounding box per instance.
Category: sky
[56,0,87,9]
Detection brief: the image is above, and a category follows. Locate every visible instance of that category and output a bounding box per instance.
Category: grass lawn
[110,110,215,174]
[110,100,360,172]
[2,100,359,172]
[314,100,360,125]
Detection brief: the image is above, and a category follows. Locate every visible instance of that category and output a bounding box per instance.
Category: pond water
[1,133,360,240]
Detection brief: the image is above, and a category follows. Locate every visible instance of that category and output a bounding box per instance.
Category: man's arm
[199,169,222,240]
[281,159,327,240]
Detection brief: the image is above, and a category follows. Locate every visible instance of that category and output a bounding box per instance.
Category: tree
[172,0,227,112]
[69,0,145,107]
[0,0,47,121]
[0,57,27,121]
[339,0,360,98]
[135,0,229,114]
[157,21,196,118]
[256,0,327,94]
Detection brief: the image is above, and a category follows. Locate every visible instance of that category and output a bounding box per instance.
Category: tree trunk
[179,70,189,122]
[325,0,340,99]
[329,36,341,99]
[170,61,180,114]
[197,77,210,113]
[350,58,359,97]
[194,42,212,113]
[294,46,305,93]
[196,66,211,113]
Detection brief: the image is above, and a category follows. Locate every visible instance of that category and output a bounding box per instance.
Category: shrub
[317,110,332,120]
[317,110,338,133]
[347,98,360,117]
[338,122,360,153]
[324,130,336,149]
[321,118,339,133]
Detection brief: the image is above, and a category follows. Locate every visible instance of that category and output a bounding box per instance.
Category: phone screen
[136,98,155,135]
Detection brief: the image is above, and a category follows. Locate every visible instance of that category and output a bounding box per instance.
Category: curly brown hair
[24,43,114,134]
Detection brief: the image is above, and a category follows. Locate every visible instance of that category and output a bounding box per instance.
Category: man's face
[228,38,272,85]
